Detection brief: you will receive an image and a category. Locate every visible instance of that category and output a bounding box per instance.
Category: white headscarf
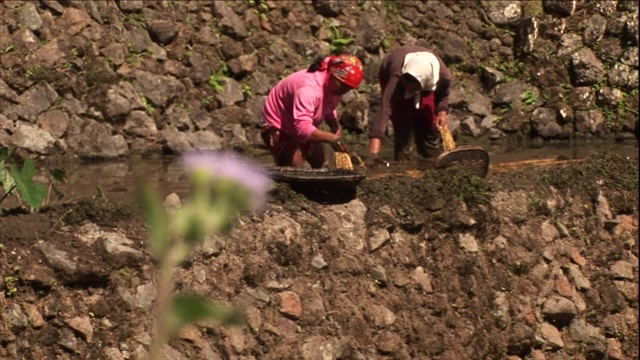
[401,52,440,108]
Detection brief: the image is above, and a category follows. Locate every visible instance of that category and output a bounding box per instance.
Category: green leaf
[1,162,16,195]
[136,183,170,258]
[49,168,67,183]
[10,160,47,209]
[0,147,17,194]
[96,185,107,200]
[332,38,354,46]
[167,294,243,335]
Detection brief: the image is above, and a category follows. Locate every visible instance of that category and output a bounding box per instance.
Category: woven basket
[435,146,490,178]
[265,166,366,190]
[436,128,490,178]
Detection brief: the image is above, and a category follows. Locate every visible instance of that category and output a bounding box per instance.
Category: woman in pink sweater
[260,54,363,168]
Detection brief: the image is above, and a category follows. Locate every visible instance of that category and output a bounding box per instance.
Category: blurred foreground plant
[1,146,66,211]
[138,151,271,360]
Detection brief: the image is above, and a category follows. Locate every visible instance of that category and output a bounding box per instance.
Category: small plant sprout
[521,89,537,105]
[141,95,155,114]
[139,151,272,360]
[4,276,19,296]
[279,68,293,80]
[209,72,225,93]
[209,62,230,93]
[242,84,254,99]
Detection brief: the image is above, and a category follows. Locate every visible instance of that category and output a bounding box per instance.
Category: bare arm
[369,72,398,142]
[309,128,340,142]
[434,56,451,114]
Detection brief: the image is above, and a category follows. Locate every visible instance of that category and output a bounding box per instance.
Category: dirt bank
[1,151,637,360]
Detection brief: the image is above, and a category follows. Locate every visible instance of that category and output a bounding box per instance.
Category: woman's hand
[330,139,348,153]
[368,138,382,156]
[436,111,448,130]
[328,124,348,152]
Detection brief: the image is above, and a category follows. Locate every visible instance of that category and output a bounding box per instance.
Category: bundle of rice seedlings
[440,128,456,151]
[335,151,353,170]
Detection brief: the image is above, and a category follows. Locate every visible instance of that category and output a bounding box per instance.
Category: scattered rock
[411,266,433,293]
[566,264,591,291]
[64,316,94,343]
[311,254,328,270]
[374,331,403,354]
[363,304,396,328]
[539,322,564,350]
[541,295,578,326]
[458,233,479,252]
[369,265,387,287]
[278,291,302,320]
[2,303,29,330]
[368,228,390,252]
[610,260,635,280]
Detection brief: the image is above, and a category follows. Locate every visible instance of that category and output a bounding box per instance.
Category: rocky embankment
[0,0,638,159]
[0,152,638,360]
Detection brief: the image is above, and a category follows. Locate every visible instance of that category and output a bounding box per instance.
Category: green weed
[122,13,147,27]
[209,62,230,93]
[242,84,254,99]
[617,90,639,115]
[247,0,269,14]
[202,95,214,108]
[4,274,20,297]
[279,68,293,80]
[177,102,191,115]
[96,185,107,200]
[328,26,354,54]
[141,95,155,114]
[521,89,537,105]
[381,36,393,52]
[592,78,607,92]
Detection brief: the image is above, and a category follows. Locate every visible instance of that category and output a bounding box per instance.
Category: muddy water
[9,141,637,208]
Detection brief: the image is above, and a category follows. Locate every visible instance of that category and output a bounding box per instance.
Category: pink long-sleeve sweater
[261,60,341,142]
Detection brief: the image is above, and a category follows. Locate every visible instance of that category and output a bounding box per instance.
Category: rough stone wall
[0,0,637,159]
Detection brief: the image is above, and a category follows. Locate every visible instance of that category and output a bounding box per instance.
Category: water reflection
[28,141,638,207]
[56,157,192,205]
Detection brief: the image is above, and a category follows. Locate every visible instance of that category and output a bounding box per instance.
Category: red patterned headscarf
[322,54,364,89]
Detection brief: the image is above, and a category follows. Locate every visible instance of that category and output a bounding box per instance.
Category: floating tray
[265,166,366,190]
[435,146,490,178]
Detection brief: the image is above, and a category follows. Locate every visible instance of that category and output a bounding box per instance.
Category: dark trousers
[390,92,441,160]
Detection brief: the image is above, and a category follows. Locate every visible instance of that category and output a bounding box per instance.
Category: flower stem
[147,247,179,360]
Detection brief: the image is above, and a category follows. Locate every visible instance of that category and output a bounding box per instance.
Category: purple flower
[182,151,272,209]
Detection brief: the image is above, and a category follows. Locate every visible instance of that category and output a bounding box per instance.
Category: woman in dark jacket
[368,45,451,162]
